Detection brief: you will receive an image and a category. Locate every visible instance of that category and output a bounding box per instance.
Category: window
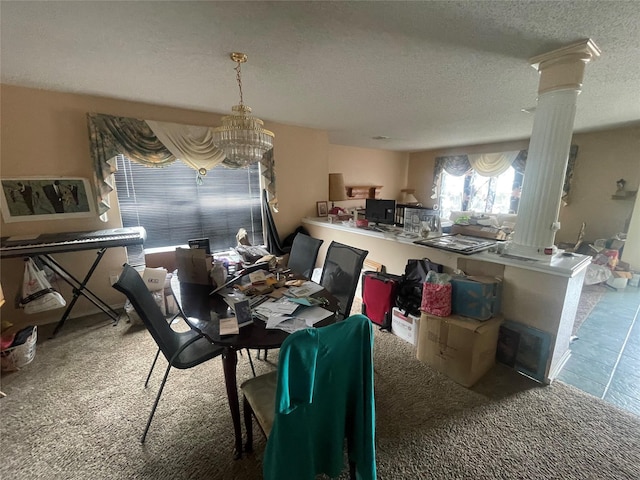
[113,155,264,264]
[439,167,523,220]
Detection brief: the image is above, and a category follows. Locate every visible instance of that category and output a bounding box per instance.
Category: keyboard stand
[43,248,121,338]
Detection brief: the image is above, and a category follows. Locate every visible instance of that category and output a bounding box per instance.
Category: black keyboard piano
[1,226,147,337]
[0,226,146,258]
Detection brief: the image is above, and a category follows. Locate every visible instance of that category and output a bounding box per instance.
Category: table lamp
[401,189,421,206]
[328,173,347,213]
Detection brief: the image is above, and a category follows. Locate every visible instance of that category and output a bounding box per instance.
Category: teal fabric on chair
[241,314,376,480]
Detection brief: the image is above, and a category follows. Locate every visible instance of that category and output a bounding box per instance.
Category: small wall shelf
[611,190,637,200]
[345,185,382,199]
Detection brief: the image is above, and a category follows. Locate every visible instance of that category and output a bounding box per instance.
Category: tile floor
[557,284,640,416]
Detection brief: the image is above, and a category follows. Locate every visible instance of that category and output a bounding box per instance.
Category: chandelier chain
[235,61,244,106]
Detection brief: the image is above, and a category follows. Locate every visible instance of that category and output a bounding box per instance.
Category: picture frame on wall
[0,177,96,223]
[316,201,328,217]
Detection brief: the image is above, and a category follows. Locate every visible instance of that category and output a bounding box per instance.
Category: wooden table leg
[222,347,242,459]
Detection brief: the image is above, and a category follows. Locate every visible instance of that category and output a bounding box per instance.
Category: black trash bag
[395,258,444,317]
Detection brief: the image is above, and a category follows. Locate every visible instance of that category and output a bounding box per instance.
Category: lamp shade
[328,173,347,202]
[401,188,420,205]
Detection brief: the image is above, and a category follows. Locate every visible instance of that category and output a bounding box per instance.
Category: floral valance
[87,113,277,219]
[432,145,578,205]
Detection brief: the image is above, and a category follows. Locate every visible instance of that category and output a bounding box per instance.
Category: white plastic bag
[584,263,612,286]
[19,258,66,314]
[1,326,37,371]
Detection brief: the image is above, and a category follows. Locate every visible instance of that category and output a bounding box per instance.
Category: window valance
[432,146,578,204]
[87,113,277,219]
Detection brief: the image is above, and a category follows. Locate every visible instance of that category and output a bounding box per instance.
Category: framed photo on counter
[316,201,328,217]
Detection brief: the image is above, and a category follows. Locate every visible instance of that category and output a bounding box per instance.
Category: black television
[365,199,396,226]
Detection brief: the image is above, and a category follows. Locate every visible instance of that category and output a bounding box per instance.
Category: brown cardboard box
[417,313,503,387]
[175,247,212,285]
[450,224,507,240]
[606,270,630,289]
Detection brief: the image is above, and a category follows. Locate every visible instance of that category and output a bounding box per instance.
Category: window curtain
[468,151,519,177]
[87,113,277,220]
[432,146,578,205]
[145,120,226,177]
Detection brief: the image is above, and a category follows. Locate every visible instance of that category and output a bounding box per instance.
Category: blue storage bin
[451,275,502,321]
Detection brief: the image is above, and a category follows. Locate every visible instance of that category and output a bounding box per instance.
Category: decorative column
[508,39,600,259]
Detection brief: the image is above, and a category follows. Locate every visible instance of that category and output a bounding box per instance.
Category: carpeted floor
[1,312,638,480]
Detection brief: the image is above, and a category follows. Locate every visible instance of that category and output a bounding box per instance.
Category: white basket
[1,326,37,372]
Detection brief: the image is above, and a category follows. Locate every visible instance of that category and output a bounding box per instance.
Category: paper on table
[249,270,268,284]
[265,315,308,333]
[294,306,333,326]
[287,296,326,307]
[254,299,299,317]
[264,306,333,332]
[287,281,324,298]
[219,317,239,335]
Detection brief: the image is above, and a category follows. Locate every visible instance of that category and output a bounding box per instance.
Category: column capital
[529,39,601,94]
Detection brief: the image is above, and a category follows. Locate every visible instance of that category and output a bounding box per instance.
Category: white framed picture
[0,177,96,223]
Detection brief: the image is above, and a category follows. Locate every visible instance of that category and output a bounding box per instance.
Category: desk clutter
[211,267,333,335]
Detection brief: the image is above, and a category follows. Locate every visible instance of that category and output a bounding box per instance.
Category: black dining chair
[286,233,324,279]
[257,232,323,362]
[241,314,376,479]
[113,264,224,443]
[319,241,369,320]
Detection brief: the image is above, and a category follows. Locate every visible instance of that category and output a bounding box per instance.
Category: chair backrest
[263,314,376,480]
[319,241,368,320]
[113,264,181,359]
[287,233,323,279]
[262,189,287,256]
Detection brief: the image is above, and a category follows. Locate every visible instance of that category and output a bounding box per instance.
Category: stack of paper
[286,281,324,298]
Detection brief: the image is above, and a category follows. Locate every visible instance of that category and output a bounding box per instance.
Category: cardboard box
[175,247,212,285]
[451,275,502,320]
[417,313,503,387]
[391,307,420,345]
[606,271,629,289]
[450,224,507,240]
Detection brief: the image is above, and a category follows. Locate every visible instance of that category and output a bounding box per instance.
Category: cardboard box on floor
[417,313,503,387]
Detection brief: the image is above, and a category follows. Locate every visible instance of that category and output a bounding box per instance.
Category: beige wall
[558,127,639,247]
[407,126,640,246]
[0,85,407,331]
[327,144,409,211]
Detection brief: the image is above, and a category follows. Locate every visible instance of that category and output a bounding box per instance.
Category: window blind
[113,155,264,264]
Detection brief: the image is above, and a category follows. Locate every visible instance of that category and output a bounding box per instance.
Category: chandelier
[211,52,275,168]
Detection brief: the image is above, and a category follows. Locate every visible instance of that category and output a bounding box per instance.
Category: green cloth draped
[264,315,376,480]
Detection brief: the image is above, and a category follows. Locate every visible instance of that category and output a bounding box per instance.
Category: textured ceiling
[2,1,639,152]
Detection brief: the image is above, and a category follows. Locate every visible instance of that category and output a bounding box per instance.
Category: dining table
[170,271,338,459]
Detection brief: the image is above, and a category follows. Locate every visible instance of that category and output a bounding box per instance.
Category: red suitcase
[361,271,401,330]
